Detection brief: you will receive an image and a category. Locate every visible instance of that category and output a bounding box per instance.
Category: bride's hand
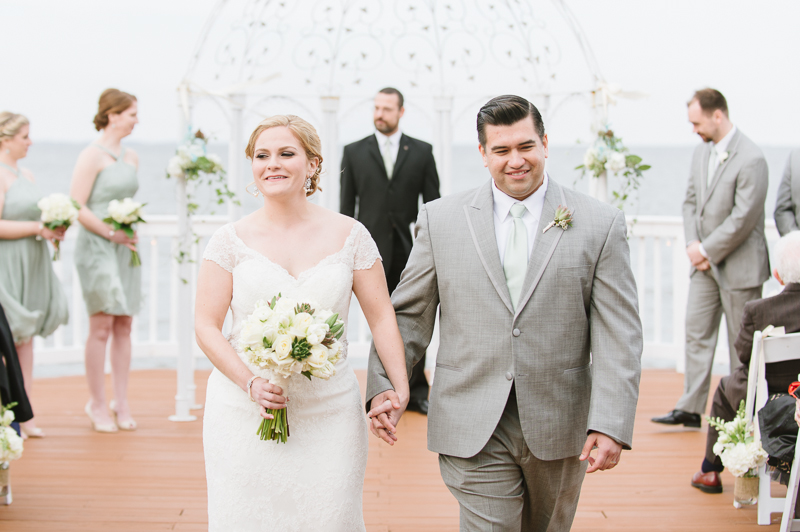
[367,390,406,445]
[251,378,287,419]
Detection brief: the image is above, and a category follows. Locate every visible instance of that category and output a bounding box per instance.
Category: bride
[195,115,410,531]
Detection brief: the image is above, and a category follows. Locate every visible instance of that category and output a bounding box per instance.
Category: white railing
[34,215,782,374]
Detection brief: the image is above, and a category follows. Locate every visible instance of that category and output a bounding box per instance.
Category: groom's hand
[580,432,623,473]
[367,391,406,446]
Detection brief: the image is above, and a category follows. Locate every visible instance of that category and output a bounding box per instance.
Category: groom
[367,95,643,531]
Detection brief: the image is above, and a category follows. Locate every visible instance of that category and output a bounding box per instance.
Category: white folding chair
[743,328,800,528]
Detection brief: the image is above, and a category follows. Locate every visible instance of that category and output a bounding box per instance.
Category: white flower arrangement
[708,401,769,478]
[576,126,650,209]
[37,193,80,260]
[103,198,146,266]
[239,294,345,443]
[165,130,233,216]
[0,404,23,462]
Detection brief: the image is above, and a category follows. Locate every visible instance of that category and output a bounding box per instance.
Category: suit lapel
[514,180,567,318]
[700,143,711,202]
[367,134,388,179]
[392,134,411,177]
[701,131,741,212]
[464,182,514,314]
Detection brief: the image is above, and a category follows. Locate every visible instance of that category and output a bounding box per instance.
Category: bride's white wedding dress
[202,221,380,531]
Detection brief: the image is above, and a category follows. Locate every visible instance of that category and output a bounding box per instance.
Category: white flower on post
[583,147,600,168]
[604,151,627,173]
[167,156,185,178]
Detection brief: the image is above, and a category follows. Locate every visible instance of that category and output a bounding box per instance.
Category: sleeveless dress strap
[92,144,120,160]
[0,161,21,177]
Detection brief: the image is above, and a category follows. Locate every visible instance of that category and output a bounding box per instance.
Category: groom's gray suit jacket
[367,178,643,460]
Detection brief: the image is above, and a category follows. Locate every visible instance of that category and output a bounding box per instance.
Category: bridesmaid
[0,111,69,438]
[70,89,141,433]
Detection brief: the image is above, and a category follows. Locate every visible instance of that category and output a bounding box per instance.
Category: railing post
[433,96,453,197]
[170,91,197,422]
[672,233,689,373]
[319,95,340,211]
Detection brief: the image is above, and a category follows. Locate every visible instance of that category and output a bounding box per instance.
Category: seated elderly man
[692,231,800,493]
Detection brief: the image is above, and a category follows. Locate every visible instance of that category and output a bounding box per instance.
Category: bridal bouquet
[37,193,80,261]
[239,294,345,443]
[103,198,146,267]
[0,403,23,463]
[708,400,768,477]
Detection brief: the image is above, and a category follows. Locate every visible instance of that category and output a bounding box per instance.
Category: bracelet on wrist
[35,222,43,241]
[247,376,260,402]
[108,228,116,239]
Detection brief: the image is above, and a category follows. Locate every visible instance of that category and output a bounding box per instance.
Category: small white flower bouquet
[103,198,146,266]
[238,294,345,443]
[36,193,79,261]
[165,130,233,214]
[0,403,23,463]
[708,401,768,477]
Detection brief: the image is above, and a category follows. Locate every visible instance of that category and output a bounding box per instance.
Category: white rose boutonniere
[718,151,729,163]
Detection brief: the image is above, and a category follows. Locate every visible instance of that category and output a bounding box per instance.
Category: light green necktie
[382,138,394,180]
[504,203,528,310]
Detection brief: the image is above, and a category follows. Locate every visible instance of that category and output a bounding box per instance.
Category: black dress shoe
[406,399,429,415]
[651,409,701,428]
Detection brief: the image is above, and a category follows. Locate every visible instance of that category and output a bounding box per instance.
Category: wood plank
[0,369,785,530]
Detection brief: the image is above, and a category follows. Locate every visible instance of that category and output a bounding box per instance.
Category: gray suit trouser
[675,270,762,415]
[438,389,586,532]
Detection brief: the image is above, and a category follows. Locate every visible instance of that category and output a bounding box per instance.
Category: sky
[3,0,800,146]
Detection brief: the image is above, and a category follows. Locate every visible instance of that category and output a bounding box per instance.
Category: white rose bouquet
[103,198,146,267]
[708,400,769,477]
[36,193,80,261]
[0,403,23,463]
[239,294,345,443]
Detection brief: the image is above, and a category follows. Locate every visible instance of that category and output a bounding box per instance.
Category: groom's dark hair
[477,95,544,146]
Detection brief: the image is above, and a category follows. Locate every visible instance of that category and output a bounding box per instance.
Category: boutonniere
[542,205,574,234]
[718,151,729,163]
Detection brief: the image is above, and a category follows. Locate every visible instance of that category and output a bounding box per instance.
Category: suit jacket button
[512,328,521,337]
[505,372,513,381]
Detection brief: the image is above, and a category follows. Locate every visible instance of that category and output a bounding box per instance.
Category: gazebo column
[228,93,245,221]
[433,96,453,196]
[171,89,197,423]
[320,96,341,212]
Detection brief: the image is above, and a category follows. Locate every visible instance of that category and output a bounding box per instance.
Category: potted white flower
[708,401,769,507]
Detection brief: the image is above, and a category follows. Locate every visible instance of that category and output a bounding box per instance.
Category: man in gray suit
[366,95,642,531]
[653,89,770,428]
[775,148,800,236]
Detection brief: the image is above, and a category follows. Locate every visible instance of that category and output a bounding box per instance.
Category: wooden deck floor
[0,368,788,531]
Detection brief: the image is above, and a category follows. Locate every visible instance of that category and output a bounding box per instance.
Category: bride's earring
[245,181,260,198]
[304,177,312,192]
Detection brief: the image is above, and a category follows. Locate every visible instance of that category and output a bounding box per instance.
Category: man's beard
[374,119,397,134]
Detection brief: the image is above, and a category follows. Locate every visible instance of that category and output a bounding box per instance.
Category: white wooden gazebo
[168,0,618,420]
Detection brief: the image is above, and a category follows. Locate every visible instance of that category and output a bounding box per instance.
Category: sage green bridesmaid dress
[0,163,69,343]
[74,146,141,316]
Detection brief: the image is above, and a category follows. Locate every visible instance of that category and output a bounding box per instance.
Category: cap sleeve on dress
[352,222,381,271]
[203,224,235,273]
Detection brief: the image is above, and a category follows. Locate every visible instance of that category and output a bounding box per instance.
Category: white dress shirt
[493,173,548,265]
[706,124,736,187]
[375,129,401,166]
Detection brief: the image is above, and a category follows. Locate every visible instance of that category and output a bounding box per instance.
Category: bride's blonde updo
[245,115,324,197]
[0,112,30,145]
[93,88,137,131]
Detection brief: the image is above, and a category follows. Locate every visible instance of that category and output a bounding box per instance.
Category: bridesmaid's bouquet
[37,193,79,261]
[238,294,345,443]
[103,198,146,267]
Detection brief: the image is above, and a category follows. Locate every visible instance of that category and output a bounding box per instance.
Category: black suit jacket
[340,133,440,268]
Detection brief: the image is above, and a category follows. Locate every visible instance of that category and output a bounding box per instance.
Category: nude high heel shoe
[109,400,137,431]
[20,424,45,438]
[85,402,117,433]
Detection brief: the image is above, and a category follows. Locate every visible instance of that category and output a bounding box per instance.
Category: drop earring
[304,177,312,192]
[245,181,260,198]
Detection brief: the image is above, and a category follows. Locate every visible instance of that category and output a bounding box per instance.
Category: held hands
[110,227,138,252]
[580,432,623,473]
[249,377,287,420]
[367,390,408,446]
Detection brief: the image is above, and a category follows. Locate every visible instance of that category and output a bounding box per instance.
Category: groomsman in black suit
[340,87,440,414]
